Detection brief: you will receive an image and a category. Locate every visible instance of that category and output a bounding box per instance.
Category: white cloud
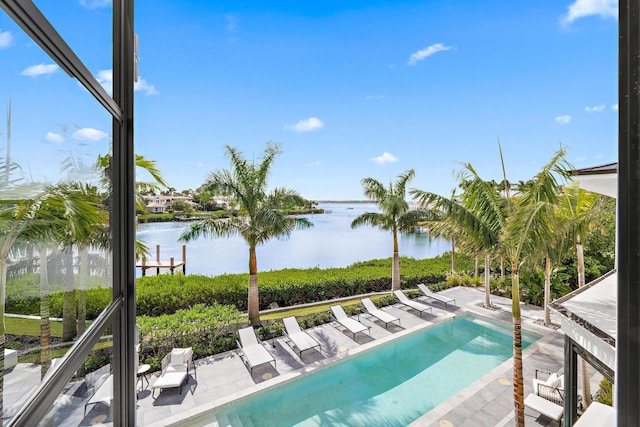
[96,69,113,94]
[585,104,606,112]
[555,115,572,124]
[371,152,398,164]
[96,69,158,95]
[309,161,321,167]
[79,0,112,9]
[225,14,239,32]
[612,104,619,111]
[0,30,13,49]
[20,63,59,77]
[561,0,618,25]
[407,43,452,66]
[45,132,64,143]
[285,117,324,133]
[72,128,107,141]
[134,78,159,95]
[365,95,385,100]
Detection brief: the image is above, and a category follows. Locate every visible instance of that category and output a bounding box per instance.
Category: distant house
[142,194,196,213]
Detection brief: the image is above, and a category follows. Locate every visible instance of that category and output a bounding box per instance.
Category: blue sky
[0,0,618,200]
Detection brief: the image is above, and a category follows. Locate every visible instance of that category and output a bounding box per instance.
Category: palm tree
[557,183,613,406]
[411,167,507,309]
[500,148,571,426]
[179,143,312,326]
[352,170,433,292]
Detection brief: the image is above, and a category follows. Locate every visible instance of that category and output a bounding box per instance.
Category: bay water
[136,202,449,277]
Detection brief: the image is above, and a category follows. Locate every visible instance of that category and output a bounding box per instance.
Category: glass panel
[33,0,113,94]
[36,335,114,426]
[0,10,113,423]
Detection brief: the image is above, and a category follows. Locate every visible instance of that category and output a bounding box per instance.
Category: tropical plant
[352,170,435,292]
[499,147,571,426]
[179,143,313,326]
[411,170,506,309]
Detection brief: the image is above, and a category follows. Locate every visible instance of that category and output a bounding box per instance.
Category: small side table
[137,364,151,390]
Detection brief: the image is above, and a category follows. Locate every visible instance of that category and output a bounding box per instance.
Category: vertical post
[170,257,174,275]
[182,244,186,274]
[112,0,136,424]
[564,337,578,426]
[618,1,640,425]
[141,257,146,277]
[156,245,160,275]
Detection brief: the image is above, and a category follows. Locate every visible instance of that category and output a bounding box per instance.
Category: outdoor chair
[330,305,371,340]
[282,316,321,358]
[151,347,195,398]
[361,298,400,329]
[237,327,276,374]
[532,369,565,405]
[417,284,456,307]
[393,290,433,317]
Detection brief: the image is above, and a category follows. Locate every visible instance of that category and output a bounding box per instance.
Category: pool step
[239,414,256,427]
[227,414,243,427]
[214,413,230,427]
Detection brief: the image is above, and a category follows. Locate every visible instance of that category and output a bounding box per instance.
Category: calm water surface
[136,203,449,277]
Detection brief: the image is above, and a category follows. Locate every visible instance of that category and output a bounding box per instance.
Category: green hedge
[137,303,243,371]
[6,253,473,319]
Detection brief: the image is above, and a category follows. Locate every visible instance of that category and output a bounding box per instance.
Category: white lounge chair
[361,298,400,329]
[282,316,321,357]
[85,373,112,415]
[237,327,276,373]
[330,305,371,340]
[393,290,433,317]
[524,393,564,422]
[532,369,565,405]
[151,347,195,398]
[417,284,456,307]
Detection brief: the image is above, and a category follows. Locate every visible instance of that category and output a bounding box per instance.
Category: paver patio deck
[8,286,578,426]
[138,287,568,427]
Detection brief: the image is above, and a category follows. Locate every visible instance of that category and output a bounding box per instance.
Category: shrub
[137,303,244,371]
[597,378,613,406]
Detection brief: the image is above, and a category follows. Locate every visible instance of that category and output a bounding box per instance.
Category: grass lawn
[6,317,64,337]
[260,294,388,321]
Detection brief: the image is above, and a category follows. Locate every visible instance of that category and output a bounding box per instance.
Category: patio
[11,286,574,426]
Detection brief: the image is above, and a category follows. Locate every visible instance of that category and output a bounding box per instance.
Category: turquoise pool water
[210,314,537,427]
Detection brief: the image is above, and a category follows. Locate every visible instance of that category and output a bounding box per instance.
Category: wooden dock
[137,245,186,276]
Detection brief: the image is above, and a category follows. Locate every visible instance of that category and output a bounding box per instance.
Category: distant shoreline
[315,200,371,204]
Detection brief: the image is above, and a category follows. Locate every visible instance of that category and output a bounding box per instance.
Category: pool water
[210,314,537,427]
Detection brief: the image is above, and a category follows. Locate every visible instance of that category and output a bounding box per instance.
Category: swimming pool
[205,314,537,427]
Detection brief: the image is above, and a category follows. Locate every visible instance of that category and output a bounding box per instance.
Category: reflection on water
[136,203,449,277]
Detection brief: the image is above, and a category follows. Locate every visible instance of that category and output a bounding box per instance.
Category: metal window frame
[618,1,640,426]
[0,0,136,425]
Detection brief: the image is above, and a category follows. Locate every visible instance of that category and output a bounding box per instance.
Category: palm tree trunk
[512,268,525,427]
[62,247,76,342]
[451,238,456,275]
[39,245,51,379]
[0,257,7,419]
[576,238,585,288]
[77,245,88,337]
[544,257,552,327]
[500,257,505,279]
[576,237,592,404]
[392,231,400,291]
[484,254,491,307]
[474,256,479,278]
[248,245,260,326]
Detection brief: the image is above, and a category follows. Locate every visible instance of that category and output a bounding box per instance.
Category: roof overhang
[550,271,617,372]
[571,162,618,199]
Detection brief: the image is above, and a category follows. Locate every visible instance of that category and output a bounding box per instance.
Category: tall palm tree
[352,170,432,292]
[500,148,571,426]
[411,167,507,308]
[557,183,613,406]
[179,143,312,326]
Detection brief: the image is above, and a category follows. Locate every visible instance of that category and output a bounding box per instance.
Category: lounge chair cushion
[546,373,559,387]
[152,371,187,390]
[525,393,564,421]
[170,349,185,366]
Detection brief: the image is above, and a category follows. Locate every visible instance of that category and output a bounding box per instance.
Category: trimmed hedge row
[6,253,473,319]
